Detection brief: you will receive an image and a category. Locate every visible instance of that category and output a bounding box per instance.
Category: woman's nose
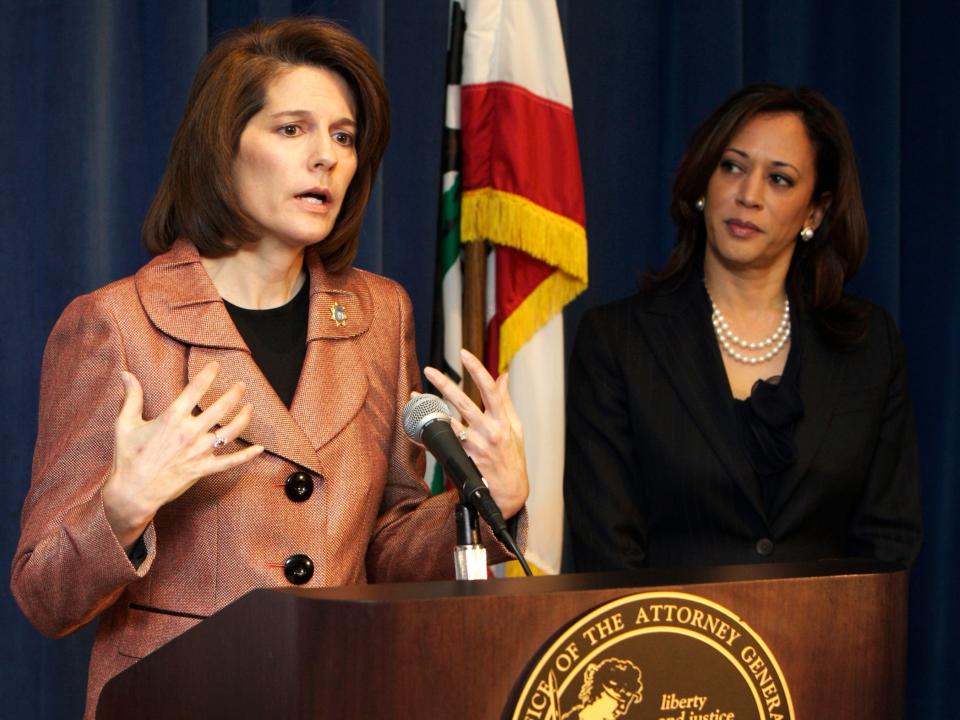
[310,134,337,170]
[735,170,763,208]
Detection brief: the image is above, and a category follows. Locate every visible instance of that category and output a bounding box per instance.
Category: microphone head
[402,393,452,441]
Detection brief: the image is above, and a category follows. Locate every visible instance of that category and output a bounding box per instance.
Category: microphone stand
[453,503,488,580]
[403,394,532,578]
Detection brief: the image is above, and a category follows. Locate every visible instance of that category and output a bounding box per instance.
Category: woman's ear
[808,192,833,231]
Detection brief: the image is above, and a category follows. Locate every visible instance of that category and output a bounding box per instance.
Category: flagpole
[461,240,486,406]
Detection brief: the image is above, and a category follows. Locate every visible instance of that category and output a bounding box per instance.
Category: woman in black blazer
[564,84,921,571]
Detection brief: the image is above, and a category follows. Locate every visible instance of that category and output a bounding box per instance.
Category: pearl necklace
[708,290,791,365]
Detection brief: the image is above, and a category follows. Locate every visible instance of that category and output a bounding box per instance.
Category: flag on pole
[430,0,588,575]
[427,1,468,495]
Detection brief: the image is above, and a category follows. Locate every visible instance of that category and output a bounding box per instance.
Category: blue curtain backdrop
[1,1,955,716]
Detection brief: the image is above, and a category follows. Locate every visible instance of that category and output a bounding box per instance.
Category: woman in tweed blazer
[11,19,529,718]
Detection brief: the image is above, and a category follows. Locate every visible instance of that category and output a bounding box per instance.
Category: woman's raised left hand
[423,349,529,519]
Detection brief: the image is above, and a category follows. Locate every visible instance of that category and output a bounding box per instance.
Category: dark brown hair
[648,83,869,347]
[142,17,390,272]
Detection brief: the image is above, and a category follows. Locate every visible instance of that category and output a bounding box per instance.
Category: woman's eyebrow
[726,147,799,173]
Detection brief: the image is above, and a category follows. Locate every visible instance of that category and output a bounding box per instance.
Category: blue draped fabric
[1,1,955,715]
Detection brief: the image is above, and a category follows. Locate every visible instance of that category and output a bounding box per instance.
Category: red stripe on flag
[485,247,554,373]
[460,82,586,226]
[496,246,554,318]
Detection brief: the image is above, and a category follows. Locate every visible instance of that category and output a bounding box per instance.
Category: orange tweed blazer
[11,240,519,719]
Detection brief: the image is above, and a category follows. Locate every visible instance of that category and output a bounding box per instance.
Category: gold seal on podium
[511,592,793,720]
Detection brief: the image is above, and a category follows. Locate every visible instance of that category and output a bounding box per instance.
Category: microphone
[402,394,509,542]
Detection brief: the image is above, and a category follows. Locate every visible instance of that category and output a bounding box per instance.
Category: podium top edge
[265,558,905,605]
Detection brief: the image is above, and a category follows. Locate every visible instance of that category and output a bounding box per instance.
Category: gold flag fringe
[498,270,582,372]
[461,188,587,281]
[461,188,588,372]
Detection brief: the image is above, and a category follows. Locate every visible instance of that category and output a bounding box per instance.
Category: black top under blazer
[564,271,922,571]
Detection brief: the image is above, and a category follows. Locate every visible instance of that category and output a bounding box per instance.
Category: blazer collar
[135,239,373,475]
[770,303,847,516]
[635,272,763,516]
[636,272,853,521]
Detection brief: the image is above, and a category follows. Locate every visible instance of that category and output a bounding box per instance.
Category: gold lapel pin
[330,302,348,327]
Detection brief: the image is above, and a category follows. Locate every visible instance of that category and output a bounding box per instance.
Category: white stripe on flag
[507,312,565,574]
[441,267,463,384]
[461,0,572,107]
[445,85,461,130]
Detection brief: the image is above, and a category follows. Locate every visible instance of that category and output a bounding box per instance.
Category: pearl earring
[695,197,705,212]
[800,226,815,242]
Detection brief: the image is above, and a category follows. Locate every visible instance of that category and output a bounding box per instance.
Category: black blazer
[564,273,922,570]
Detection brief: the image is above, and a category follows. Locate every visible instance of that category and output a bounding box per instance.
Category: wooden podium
[97,560,907,719]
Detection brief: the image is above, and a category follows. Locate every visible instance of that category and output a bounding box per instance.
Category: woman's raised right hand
[102,361,264,552]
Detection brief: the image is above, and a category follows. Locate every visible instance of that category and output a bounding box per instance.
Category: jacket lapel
[636,275,764,517]
[135,240,370,477]
[770,307,846,516]
[186,344,324,475]
[289,248,371,451]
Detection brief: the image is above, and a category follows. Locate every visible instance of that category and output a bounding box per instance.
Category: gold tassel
[461,188,588,282]
[499,270,584,372]
[461,188,589,370]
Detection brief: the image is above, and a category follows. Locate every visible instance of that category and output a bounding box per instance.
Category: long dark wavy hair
[645,83,869,349]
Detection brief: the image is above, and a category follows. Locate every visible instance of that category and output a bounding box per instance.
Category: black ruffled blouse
[732,304,804,513]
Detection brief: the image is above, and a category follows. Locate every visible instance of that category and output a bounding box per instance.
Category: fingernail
[120,371,130,385]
